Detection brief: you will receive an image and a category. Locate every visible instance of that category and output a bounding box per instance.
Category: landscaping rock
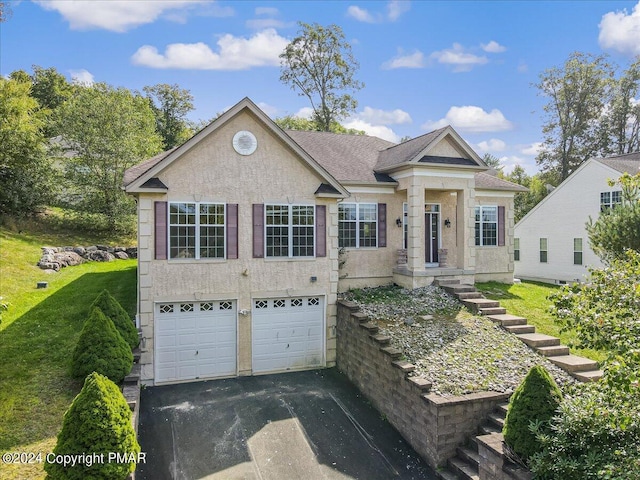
[114,251,129,260]
[86,250,115,262]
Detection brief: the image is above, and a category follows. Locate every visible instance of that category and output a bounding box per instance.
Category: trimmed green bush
[91,289,139,348]
[71,307,133,384]
[45,372,140,480]
[503,365,562,463]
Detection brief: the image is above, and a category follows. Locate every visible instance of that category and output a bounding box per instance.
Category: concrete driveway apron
[137,368,437,480]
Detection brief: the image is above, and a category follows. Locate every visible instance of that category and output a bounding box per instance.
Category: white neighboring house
[514,152,640,284]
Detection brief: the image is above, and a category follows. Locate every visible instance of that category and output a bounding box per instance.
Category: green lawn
[0,223,136,480]
[476,281,607,363]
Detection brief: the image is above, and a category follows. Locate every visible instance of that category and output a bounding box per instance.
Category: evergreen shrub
[44,372,140,480]
[91,289,139,348]
[71,307,133,384]
[502,365,562,463]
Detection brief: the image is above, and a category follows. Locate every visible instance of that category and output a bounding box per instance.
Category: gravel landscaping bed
[340,285,577,396]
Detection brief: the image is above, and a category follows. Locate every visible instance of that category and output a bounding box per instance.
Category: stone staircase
[436,402,519,480]
[436,279,603,384]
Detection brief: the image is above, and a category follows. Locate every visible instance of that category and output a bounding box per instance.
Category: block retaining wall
[336,299,510,468]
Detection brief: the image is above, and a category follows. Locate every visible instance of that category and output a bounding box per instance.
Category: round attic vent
[232,130,257,156]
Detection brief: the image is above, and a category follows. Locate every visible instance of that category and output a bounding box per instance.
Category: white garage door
[252,296,324,374]
[155,301,236,383]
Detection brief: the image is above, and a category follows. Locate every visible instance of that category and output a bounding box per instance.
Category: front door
[425,204,440,265]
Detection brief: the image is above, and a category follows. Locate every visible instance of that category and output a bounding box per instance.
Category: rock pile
[37,245,137,272]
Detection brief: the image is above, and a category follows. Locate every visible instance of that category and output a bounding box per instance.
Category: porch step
[503,324,536,334]
[479,306,507,315]
[547,354,598,373]
[456,292,484,300]
[478,422,501,435]
[486,412,505,430]
[443,284,477,295]
[572,369,604,382]
[462,298,500,311]
[486,314,527,326]
[496,403,509,416]
[536,345,570,357]
[457,446,480,468]
[435,279,461,287]
[515,333,560,348]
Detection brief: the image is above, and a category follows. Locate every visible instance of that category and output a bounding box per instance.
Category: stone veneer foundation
[336,299,510,469]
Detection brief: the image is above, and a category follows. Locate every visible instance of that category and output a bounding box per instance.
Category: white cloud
[430,43,488,72]
[257,102,278,117]
[347,1,410,23]
[69,69,94,85]
[520,142,542,156]
[131,29,289,70]
[387,1,411,21]
[481,40,506,53]
[343,119,401,143]
[599,2,640,56]
[476,138,507,153]
[517,62,528,73]
[246,6,289,30]
[294,107,314,119]
[255,7,279,16]
[382,50,425,69]
[347,5,376,23]
[35,0,216,32]
[422,106,514,133]
[499,155,530,174]
[355,106,412,125]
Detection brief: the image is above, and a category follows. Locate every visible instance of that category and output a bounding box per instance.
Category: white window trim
[514,237,520,262]
[600,190,622,211]
[264,203,316,258]
[475,205,498,247]
[168,202,226,260]
[540,237,548,263]
[338,202,378,249]
[573,237,583,265]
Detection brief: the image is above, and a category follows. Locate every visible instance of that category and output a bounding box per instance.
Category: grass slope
[0,225,136,480]
[476,281,606,363]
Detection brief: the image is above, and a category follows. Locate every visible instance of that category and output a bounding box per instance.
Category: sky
[3,0,640,174]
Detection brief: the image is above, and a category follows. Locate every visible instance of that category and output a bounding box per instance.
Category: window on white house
[540,238,548,263]
[169,202,225,259]
[475,206,497,246]
[339,203,378,248]
[573,238,583,265]
[514,238,520,261]
[600,191,622,212]
[265,204,314,258]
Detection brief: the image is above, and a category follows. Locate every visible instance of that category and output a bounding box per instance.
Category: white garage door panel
[252,296,324,374]
[155,301,237,383]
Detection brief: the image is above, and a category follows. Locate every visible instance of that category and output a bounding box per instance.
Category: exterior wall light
[396,217,402,227]
[444,218,451,228]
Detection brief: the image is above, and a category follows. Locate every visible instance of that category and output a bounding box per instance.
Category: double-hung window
[475,206,497,246]
[600,191,622,212]
[540,238,548,263]
[514,238,520,261]
[573,238,583,265]
[169,202,225,259]
[339,203,378,248]
[265,204,315,258]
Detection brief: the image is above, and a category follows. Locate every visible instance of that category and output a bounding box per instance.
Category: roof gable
[124,98,349,197]
[375,125,487,172]
[595,151,640,175]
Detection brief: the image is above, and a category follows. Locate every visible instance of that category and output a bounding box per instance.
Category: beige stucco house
[123,97,527,385]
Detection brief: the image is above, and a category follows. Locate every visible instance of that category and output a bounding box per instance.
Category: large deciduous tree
[143,83,195,149]
[280,22,363,132]
[601,60,640,156]
[0,78,52,216]
[535,52,613,181]
[274,114,365,135]
[57,83,162,231]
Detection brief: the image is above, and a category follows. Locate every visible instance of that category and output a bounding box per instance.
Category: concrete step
[515,333,561,348]
[536,345,570,357]
[496,403,510,416]
[463,298,501,311]
[572,369,604,382]
[457,445,480,467]
[435,279,461,287]
[486,314,527,326]
[478,422,501,435]
[503,324,536,334]
[487,412,505,430]
[479,306,507,315]
[547,354,598,373]
[456,292,484,300]
[448,456,479,480]
[435,468,459,480]
[443,284,477,294]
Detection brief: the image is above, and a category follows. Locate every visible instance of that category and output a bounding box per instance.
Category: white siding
[514,160,621,284]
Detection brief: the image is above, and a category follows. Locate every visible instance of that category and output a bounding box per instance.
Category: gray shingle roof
[285,130,396,183]
[375,127,447,170]
[475,172,529,192]
[123,148,176,187]
[597,151,640,174]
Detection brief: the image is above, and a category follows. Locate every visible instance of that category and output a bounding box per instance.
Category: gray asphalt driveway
[137,368,436,480]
